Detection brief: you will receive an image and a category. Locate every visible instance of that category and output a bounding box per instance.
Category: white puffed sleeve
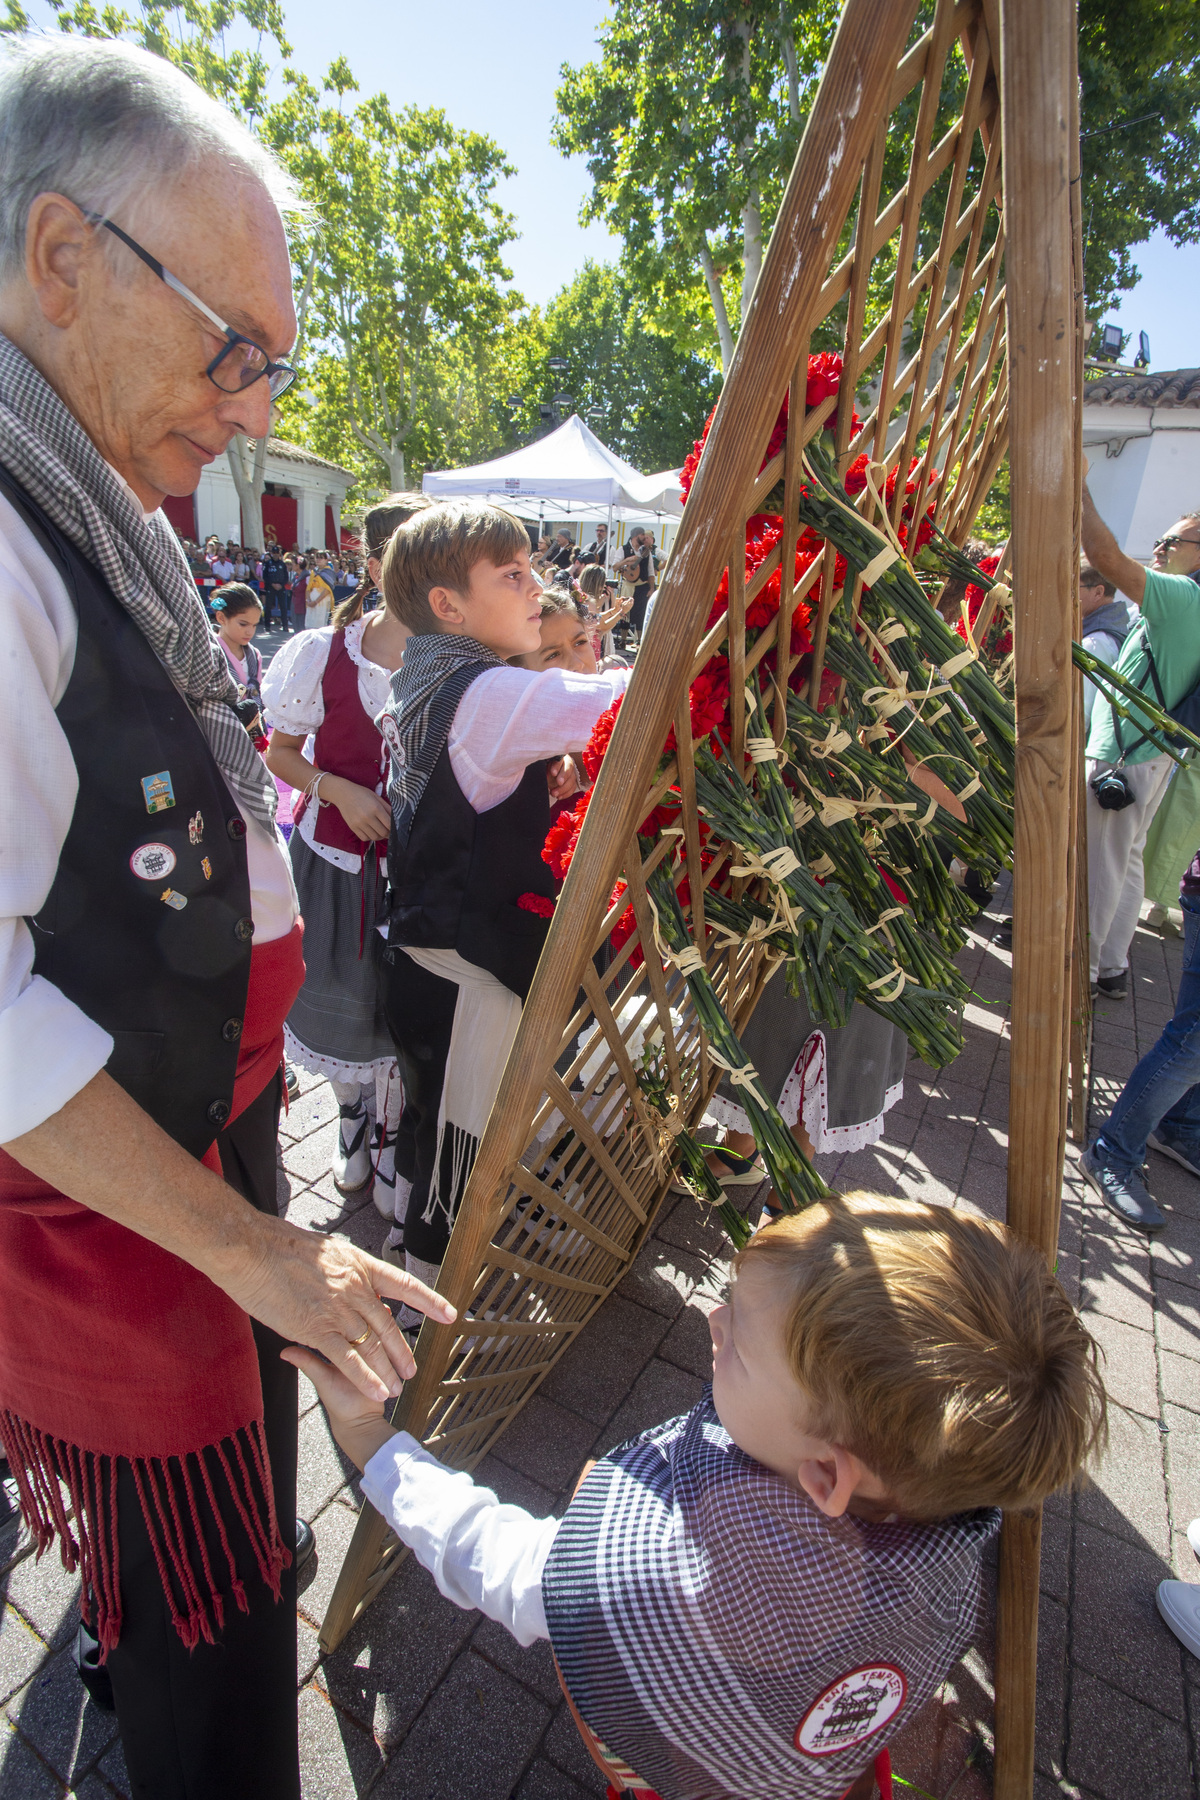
[260,628,334,734]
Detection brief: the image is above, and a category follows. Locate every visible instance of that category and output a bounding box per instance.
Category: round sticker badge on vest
[794,1664,906,1757]
[129,842,177,881]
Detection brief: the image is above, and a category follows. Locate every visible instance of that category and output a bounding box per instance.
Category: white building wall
[191,448,352,548]
[1083,405,1200,559]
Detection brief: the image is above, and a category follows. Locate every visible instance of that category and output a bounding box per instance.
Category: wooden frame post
[996,2,1080,1796]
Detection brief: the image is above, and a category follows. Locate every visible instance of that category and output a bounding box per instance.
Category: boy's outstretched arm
[284,1347,558,1646]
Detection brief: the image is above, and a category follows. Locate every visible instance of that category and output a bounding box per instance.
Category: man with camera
[1081,462,1200,1001]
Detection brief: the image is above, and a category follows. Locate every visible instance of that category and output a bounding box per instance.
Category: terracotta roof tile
[1083,368,1200,409]
[242,435,355,476]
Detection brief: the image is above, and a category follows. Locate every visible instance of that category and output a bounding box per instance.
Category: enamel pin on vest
[129,842,176,881]
[141,770,176,813]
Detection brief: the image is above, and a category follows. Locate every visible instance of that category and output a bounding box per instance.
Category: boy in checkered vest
[288,1194,1105,1800]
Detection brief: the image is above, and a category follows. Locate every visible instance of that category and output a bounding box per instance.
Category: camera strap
[1109,628,1165,764]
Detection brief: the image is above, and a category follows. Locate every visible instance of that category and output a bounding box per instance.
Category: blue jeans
[1097,894,1200,1170]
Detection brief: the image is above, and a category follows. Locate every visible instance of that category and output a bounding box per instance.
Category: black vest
[1,468,254,1160]
[387,667,556,1002]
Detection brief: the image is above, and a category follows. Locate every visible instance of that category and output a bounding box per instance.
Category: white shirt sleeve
[361,1430,557,1646]
[260,628,333,735]
[448,665,632,812]
[1081,627,1120,731]
[0,492,114,1140]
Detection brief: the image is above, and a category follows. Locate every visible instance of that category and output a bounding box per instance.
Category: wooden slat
[995,3,1078,1797]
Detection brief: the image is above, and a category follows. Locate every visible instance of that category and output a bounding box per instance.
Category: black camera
[1090,766,1136,811]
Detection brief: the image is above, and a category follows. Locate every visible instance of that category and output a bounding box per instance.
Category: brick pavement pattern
[2,889,1199,1797]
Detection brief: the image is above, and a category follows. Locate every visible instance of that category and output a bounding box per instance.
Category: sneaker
[1096,971,1128,999]
[1148,1133,1200,1180]
[333,1097,373,1193]
[1188,1518,1200,1563]
[1157,1580,1200,1658]
[1079,1142,1165,1233]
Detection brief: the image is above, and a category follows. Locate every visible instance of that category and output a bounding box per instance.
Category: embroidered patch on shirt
[794,1665,906,1756]
[200,856,212,881]
[159,888,188,911]
[188,811,204,844]
[129,842,176,881]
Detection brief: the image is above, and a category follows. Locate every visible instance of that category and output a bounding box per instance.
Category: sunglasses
[83,211,297,400]
[1153,535,1200,554]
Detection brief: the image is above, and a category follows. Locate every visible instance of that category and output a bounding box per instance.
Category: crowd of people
[180,534,366,632]
[0,29,1192,1800]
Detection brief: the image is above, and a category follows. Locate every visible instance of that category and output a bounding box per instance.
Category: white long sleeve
[0,489,296,1140]
[447,664,631,812]
[361,1430,559,1646]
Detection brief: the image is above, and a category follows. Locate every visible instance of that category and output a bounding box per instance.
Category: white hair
[0,35,298,284]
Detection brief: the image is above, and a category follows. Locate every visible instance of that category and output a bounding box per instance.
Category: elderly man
[0,36,452,1798]
[1080,466,1200,1003]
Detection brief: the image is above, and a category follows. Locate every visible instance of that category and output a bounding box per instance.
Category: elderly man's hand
[228,1213,456,1402]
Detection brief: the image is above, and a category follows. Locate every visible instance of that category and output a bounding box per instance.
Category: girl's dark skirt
[284,830,394,1085]
[711,968,907,1154]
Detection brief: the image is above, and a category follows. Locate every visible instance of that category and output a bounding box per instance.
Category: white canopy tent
[421,413,684,548]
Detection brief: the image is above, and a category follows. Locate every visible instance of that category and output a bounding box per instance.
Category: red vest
[291,629,387,858]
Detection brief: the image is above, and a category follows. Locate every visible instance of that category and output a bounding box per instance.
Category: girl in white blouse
[263,494,431,1224]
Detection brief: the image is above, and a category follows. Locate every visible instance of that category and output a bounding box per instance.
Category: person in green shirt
[1081,463,1200,1000]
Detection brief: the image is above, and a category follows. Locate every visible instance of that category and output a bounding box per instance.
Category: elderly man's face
[3,165,296,509]
[1151,520,1200,579]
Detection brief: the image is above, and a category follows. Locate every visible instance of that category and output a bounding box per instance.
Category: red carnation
[542,787,592,883]
[517,892,555,918]
[582,696,623,782]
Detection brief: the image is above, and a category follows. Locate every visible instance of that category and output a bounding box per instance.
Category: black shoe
[995,916,1013,949]
[1080,1143,1165,1233]
[295,1517,316,1572]
[285,1063,300,1100]
[75,1619,116,1712]
[1097,971,1128,1000]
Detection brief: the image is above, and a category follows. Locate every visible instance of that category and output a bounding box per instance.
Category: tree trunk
[741,190,764,327]
[226,431,271,547]
[386,443,407,489]
[780,9,801,122]
[698,238,735,373]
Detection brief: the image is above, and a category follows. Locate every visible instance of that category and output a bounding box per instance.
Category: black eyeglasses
[1154,534,1200,554]
[83,211,297,400]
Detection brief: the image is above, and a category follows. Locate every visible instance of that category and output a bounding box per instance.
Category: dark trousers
[630,584,652,633]
[79,1073,300,1800]
[383,948,464,1265]
[265,587,291,630]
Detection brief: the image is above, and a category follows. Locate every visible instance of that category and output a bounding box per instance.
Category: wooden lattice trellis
[323,3,1081,1793]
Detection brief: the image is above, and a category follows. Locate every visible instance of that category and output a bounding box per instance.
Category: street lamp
[548,357,569,373]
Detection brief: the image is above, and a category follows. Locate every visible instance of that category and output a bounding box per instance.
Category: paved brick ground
[2,883,1199,1797]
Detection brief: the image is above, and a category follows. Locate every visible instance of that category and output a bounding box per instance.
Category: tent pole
[995,1,1078,1797]
[606,498,614,574]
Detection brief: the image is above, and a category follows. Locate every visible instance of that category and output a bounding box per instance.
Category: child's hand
[547,754,581,801]
[281,1346,398,1471]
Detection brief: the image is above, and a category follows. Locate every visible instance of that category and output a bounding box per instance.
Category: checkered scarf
[379,631,504,846]
[542,1393,1000,1800]
[0,334,276,832]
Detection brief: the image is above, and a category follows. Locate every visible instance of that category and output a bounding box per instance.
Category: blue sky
[12,0,1199,365]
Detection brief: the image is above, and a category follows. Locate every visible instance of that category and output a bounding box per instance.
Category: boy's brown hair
[381,501,530,633]
[736,1193,1106,1519]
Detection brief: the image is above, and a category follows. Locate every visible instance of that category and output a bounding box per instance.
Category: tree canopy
[555,0,1200,365]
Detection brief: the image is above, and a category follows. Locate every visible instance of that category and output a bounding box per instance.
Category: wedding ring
[347,1325,372,1346]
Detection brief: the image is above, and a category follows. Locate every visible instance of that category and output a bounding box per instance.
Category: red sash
[0,923,304,1655]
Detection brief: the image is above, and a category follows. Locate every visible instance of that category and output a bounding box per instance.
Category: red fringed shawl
[0,922,304,1656]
